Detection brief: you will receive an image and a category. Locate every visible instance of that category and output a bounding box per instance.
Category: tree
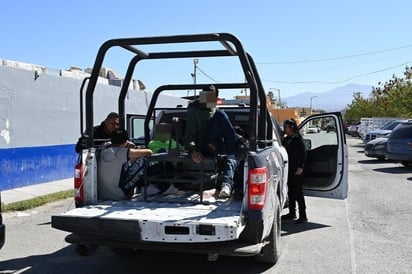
[344,66,412,121]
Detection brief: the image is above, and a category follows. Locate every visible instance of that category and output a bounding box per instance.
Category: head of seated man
[199,85,219,109]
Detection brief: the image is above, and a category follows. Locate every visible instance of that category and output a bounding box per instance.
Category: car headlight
[375,144,386,150]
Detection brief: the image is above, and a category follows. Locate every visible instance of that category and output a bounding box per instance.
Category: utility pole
[191,58,199,96]
[269,88,281,108]
[310,96,318,115]
[269,88,281,122]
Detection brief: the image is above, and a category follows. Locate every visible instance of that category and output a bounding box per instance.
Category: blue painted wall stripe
[0,145,76,191]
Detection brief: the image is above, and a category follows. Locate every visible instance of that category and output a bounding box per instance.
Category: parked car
[306,125,320,134]
[344,123,350,134]
[324,123,336,133]
[0,192,5,249]
[385,122,412,166]
[363,119,409,144]
[347,122,360,137]
[364,136,389,160]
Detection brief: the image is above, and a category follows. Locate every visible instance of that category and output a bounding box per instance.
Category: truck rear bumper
[65,233,265,257]
[52,199,244,243]
[52,213,242,243]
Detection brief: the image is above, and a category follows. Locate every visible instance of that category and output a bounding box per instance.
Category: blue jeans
[220,154,238,189]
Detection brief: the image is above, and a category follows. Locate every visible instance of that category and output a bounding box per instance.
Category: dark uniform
[282,130,307,223]
[75,122,112,153]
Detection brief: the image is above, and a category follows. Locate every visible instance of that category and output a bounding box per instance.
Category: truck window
[300,117,338,150]
[127,115,153,145]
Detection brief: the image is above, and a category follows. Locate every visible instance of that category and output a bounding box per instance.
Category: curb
[1,178,73,206]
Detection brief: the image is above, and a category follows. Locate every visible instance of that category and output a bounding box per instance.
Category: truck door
[298,112,348,199]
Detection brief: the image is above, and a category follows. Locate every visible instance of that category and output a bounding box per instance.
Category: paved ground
[1,178,73,205]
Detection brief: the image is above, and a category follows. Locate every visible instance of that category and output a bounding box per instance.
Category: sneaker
[218,184,232,198]
[295,217,308,224]
[145,184,161,196]
[163,184,178,195]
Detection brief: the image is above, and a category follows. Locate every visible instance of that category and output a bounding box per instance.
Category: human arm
[126,140,136,148]
[184,108,200,153]
[75,136,88,153]
[294,135,307,175]
[185,116,203,163]
[219,111,237,154]
[184,105,206,163]
[206,110,237,155]
[128,148,153,159]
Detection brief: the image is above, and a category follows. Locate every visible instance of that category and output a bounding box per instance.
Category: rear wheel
[401,161,412,167]
[254,196,281,264]
[74,244,89,256]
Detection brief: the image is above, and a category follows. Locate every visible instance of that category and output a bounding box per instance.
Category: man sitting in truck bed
[98,128,153,200]
[184,85,238,198]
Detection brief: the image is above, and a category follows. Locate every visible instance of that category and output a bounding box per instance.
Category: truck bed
[52,189,246,243]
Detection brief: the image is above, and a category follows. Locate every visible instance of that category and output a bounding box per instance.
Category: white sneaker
[218,184,232,198]
[145,184,161,196]
[163,184,178,195]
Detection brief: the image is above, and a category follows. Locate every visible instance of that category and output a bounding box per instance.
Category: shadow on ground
[281,219,330,237]
[0,244,274,274]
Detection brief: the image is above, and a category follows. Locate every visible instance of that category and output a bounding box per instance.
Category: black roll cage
[81,33,273,151]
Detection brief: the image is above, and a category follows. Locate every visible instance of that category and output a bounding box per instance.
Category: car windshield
[382,121,401,130]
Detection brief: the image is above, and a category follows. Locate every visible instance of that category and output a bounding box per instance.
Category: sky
[1,0,411,100]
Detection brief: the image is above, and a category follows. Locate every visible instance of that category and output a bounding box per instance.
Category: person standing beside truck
[75,112,120,153]
[184,85,238,198]
[282,119,308,224]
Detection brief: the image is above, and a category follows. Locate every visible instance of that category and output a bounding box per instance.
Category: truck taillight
[74,163,84,202]
[248,167,268,210]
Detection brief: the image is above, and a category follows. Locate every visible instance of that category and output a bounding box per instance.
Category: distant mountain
[282,83,373,112]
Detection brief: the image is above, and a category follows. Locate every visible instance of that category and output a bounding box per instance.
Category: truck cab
[52,33,348,265]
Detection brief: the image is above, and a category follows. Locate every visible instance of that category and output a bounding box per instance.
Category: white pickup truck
[51,33,348,265]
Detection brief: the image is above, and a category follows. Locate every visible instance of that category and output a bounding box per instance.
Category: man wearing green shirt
[184,85,238,198]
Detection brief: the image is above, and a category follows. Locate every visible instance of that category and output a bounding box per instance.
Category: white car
[307,125,320,134]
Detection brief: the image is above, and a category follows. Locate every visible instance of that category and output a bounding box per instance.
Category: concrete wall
[0,60,186,190]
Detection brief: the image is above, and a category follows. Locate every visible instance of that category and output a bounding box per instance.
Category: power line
[262,62,412,85]
[192,45,412,86]
[196,65,219,82]
[258,44,412,65]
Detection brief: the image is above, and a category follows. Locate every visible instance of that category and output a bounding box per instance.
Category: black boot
[282,209,296,220]
[295,210,307,224]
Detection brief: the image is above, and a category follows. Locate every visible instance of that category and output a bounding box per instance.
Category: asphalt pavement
[1,178,73,205]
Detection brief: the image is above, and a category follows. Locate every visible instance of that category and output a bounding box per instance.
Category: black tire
[401,161,412,167]
[254,196,281,264]
[377,156,385,161]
